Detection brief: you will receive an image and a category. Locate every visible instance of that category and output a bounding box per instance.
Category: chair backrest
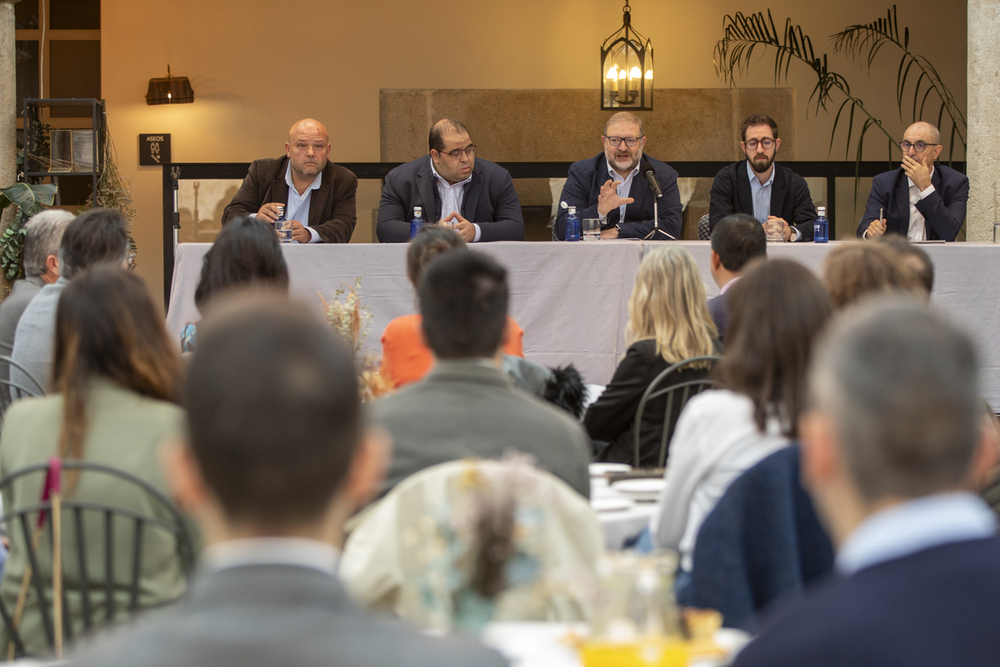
[633,355,720,467]
[0,461,195,659]
[680,445,834,629]
[340,458,604,632]
[697,213,711,241]
[0,356,45,419]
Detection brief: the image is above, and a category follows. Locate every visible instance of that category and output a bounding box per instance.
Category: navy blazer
[734,537,1000,667]
[856,164,969,241]
[376,156,524,243]
[554,154,682,240]
[709,161,817,241]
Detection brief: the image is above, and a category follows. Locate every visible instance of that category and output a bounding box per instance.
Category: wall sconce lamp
[601,0,653,111]
[146,66,194,105]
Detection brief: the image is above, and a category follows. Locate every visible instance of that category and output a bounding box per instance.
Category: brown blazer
[222,156,358,243]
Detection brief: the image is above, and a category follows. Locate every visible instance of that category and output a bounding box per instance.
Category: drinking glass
[582,218,601,241]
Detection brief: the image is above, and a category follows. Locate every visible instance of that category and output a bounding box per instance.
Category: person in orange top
[380,225,524,388]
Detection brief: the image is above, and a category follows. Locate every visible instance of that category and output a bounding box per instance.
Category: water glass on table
[764,217,784,243]
[582,218,601,241]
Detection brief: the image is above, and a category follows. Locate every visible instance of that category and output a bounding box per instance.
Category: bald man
[857,121,969,242]
[223,119,358,243]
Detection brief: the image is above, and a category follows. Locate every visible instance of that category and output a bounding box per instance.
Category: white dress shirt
[906,167,936,241]
[284,163,323,244]
[202,537,341,577]
[837,491,997,575]
[607,162,639,222]
[429,157,480,242]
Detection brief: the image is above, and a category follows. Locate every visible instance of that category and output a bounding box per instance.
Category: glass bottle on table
[813,206,829,243]
[565,206,581,242]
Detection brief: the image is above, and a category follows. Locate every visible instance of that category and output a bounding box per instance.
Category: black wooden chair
[0,355,46,420]
[0,461,195,659]
[632,355,721,467]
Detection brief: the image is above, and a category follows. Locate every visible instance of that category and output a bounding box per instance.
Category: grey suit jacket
[65,564,506,667]
[370,360,591,498]
[11,277,67,391]
[0,275,46,382]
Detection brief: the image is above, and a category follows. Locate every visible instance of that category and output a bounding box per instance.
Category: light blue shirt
[284,163,322,244]
[607,162,639,222]
[746,160,774,225]
[429,157,480,242]
[836,491,998,575]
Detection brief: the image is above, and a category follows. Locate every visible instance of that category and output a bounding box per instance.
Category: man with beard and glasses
[709,114,817,242]
[555,112,682,240]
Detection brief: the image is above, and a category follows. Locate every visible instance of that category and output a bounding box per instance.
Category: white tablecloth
[167,240,1000,408]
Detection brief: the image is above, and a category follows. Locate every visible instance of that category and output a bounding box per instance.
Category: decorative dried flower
[319,278,392,401]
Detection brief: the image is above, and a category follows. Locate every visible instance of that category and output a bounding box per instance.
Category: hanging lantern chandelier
[600,0,653,111]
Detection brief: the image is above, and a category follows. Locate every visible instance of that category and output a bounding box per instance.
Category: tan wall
[102,0,968,305]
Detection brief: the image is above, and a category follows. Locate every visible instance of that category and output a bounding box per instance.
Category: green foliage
[0,182,58,281]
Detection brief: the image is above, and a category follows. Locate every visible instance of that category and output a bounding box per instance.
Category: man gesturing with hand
[859,121,969,242]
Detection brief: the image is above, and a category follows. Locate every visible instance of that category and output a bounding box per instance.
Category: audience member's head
[715,259,833,437]
[419,250,508,360]
[58,208,131,280]
[22,210,74,281]
[823,240,926,308]
[802,298,996,542]
[627,246,718,363]
[194,216,290,312]
[406,224,466,287]
[181,294,386,535]
[53,267,182,461]
[709,213,767,288]
[878,233,935,293]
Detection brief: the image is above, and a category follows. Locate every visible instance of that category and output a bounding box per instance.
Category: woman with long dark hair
[182,215,290,352]
[653,259,834,573]
[1,267,187,654]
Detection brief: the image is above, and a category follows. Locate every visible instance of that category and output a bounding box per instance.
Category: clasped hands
[766,216,793,242]
[438,212,476,242]
[256,203,311,243]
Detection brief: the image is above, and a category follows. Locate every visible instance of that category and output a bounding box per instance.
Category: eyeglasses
[900,141,939,153]
[438,145,476,159]
[743,138,775,150]
[604,136,643,147]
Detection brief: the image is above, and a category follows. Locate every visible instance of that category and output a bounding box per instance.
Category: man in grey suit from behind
[66,295,506,667]
[0,210,73,382]
[370,250,592,498]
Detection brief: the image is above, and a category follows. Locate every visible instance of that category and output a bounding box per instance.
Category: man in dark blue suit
[554,112,682,240]
[734,298,1000,667]
[858,121,969,241]
[707,213,766,342]
[376,119,524,243]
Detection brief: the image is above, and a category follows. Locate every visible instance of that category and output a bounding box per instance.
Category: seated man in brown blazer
[222,118,358,243]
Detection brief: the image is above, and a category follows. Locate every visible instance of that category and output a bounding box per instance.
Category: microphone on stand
[640,160,676,240]
[641,160,662,199]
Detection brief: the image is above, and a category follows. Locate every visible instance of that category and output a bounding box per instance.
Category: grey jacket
[66,564,507,667]
[371,359,591,498]
[0,275,46,382]
[11,277,67,391]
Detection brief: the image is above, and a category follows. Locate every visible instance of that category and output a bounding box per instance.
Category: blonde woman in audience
[584,246,718,466]
[1,268,188,654]
[823,240,926,309]
[653,260,833,575]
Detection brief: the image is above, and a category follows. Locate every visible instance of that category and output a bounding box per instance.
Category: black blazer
[709,161,817,241]
[584,339,710,467]
[222,156,358,243]
[855,165,969,241]
[375,156,524,243]
[554,153,682,240]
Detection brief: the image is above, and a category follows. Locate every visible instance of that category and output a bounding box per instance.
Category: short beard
[749,154,774,174]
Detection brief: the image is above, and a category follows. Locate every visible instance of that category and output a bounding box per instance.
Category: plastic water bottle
[565,206,580,242]
[409,206,424,239]
[814,206,829,243]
